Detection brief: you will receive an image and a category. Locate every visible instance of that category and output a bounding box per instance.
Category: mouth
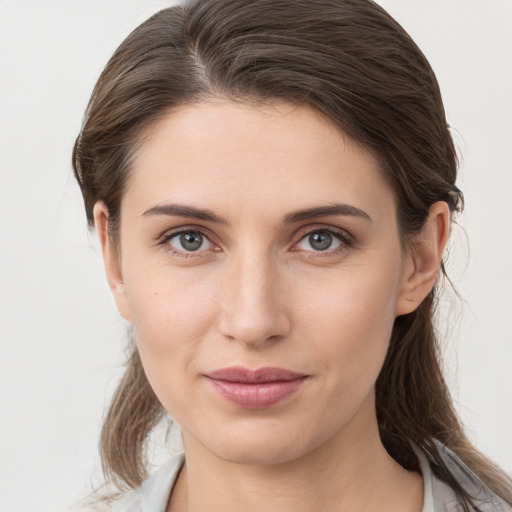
[204,366,309,409]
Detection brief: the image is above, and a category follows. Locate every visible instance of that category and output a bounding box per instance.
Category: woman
[72,0,512,510]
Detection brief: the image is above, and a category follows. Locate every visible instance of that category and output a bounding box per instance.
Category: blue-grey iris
[180,232,203,251]
[309,231,332,251]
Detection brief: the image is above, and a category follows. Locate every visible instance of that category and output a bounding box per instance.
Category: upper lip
[205,366,307,383]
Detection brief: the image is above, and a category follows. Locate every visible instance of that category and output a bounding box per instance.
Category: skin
[95,100,450,512]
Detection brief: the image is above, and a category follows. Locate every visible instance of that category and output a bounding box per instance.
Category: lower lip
[206,377,308,409]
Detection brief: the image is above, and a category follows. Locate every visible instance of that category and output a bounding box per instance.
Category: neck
[167,395,423,512]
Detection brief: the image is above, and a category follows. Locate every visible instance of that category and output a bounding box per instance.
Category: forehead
[124,100,396,223]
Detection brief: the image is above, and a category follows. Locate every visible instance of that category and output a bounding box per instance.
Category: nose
[218,250,291,348]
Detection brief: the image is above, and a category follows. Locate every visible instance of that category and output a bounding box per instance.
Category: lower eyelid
[164,241,217,261]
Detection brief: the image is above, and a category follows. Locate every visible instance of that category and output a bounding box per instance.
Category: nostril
[218,307,291,348]
[225,324,275,347]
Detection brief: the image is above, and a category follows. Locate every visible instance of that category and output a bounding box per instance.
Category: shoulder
[111,453,185,512]
[414,441,511,512]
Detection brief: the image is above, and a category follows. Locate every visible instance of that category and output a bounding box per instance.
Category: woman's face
[99,100,420,465]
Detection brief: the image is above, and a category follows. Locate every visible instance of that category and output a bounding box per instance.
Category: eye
[166,230,214,253]
[296,229,346,252]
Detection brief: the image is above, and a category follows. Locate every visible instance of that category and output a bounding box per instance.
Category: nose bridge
[219,244,289,347]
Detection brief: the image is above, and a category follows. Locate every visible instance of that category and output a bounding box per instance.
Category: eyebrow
[283,202,372,224]
[142,204,229,224]
[142,201,371,225]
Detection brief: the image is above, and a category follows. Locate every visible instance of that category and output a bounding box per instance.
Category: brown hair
[72,0,511,508]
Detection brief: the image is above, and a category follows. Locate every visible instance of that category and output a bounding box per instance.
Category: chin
[191,420,329,467]
[214,440,307,466]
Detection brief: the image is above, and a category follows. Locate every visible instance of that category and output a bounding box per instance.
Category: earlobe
[395,201,451,316]
[93,202,132,322]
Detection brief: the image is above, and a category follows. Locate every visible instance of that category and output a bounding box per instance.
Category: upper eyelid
[158,225,215,243]
[295,224,353,243]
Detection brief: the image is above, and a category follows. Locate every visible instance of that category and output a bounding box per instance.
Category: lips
[204,366,308,409]
[206,366,307,383]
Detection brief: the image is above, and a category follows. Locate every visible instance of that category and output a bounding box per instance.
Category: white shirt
[112,443,510,512]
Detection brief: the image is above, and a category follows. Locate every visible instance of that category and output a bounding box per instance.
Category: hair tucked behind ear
[72,0,512,508]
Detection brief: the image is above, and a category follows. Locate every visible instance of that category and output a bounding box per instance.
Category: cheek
[122,261,220,381]
[122,268,225,425]
[302,260,402,385]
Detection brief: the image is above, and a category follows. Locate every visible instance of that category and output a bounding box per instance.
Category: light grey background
[0,1,510,511]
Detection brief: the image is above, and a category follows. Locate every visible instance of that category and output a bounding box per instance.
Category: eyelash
[158,226,354,259]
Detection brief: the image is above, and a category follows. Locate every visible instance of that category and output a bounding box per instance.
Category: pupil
[180,232,202,251]
[309,231,332,251]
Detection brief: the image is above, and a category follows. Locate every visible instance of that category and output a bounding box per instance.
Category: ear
[93,202,132,322]
[395,201,451,316]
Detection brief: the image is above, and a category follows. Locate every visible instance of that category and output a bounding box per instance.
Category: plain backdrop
[0,1,511,511]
